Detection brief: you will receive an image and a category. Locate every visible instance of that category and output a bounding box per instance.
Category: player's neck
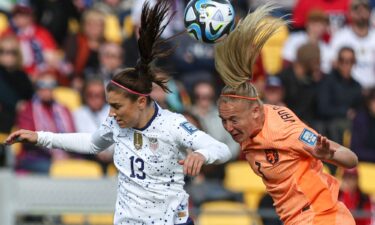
[134,103,156,130]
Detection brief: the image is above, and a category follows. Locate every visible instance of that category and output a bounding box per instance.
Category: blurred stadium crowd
[1,0,375,224]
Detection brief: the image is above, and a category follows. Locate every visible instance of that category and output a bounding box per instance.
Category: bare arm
[325,140,358,168]
[304,135,358,168]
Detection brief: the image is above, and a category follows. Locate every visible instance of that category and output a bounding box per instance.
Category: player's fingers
[187,158,197,176]
[178,160,185,165]
[190,156,200,176]
[5,130,24,144]
[193,159,204,176]
[316,135,322,147]
[323,137,330,149]
[184,155,194,175]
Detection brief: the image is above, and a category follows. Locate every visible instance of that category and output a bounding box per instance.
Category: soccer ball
[184,0,235,44]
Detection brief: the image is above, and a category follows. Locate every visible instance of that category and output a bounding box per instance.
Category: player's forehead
[106,90,127,104]
[218,100,248,118]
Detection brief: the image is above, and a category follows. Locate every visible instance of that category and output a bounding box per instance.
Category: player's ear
[251,104,261,119]
[137,96,148,109]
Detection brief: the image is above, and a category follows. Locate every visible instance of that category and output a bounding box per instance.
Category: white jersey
[329,26,375,88]
[282,31,332,74]
[37,103,231,225]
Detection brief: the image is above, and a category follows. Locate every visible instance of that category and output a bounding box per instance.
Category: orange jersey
[242,104,355,225]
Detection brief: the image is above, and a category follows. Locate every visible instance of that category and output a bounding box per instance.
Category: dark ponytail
[107,0,174,101]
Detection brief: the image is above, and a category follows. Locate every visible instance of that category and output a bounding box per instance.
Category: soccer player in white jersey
[5,1,232,224]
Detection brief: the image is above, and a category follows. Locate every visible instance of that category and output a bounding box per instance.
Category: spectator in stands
[339,167,372,225]
[132,0,185,38]
[351,88,375,163]
[73,79,112,173]
[31,0,81,47]
[4,3,59,79]
[316,47,362,144]
[262,76,285,106]
[282,9,331,73]
[64,9,106,91]
[192,81,239,159]
[330,0,375,91]
[0,34,33,169]
[292,0,349,32]
[0,34,33,134]
[278,43,323,130]
[16,73,76,173]
[93,0,135,42]
[150,70,191,113]
[84,42,124,85]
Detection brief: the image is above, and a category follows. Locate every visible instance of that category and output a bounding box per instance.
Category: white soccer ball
[184,0,235,44]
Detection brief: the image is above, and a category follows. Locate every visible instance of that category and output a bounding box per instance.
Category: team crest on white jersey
[133,132,143,150]
[148,137,159,151]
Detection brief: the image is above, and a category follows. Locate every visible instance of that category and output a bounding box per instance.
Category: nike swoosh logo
[209,23,223,36]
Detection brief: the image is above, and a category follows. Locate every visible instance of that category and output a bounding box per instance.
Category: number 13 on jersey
[129,156,146,180]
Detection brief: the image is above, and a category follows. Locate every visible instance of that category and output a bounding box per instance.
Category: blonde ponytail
[215,4,287,89]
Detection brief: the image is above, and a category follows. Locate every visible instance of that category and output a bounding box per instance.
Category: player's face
[107,91,145,128]
[219,101,263,143]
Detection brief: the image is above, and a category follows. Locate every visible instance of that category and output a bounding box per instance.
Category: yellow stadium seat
[53,87,82,112]
[224,161,266,209]
[358,162,375,196]
[50,159,103,178]
[87,214,114,225]
[104,15,122,43]
[261,17,289,75]
[198,201,259,225]
[107,163,117,177]
[68,18,80,34]
[49,159,112,225]
[0,12,9,35]
[122,15,134,39]
[0,133,8,143]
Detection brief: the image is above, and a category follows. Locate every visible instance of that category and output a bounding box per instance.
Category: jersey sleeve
[266,106,319,158]
[36,117,115,154]
[169,114,232,164]
[274,119,318,158]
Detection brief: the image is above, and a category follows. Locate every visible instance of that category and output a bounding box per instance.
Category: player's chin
[231,133,244,143]
[116,120,128,128]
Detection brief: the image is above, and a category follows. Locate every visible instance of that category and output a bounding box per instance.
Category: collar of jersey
[134,101,159,131]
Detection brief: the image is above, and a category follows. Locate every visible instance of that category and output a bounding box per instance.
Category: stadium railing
[0,169,117,225]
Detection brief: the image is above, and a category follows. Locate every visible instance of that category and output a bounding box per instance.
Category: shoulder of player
[264,104,299,125]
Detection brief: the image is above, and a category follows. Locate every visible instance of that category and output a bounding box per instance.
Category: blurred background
[1,0,375,224]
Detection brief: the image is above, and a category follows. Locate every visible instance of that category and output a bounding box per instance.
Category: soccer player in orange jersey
[214,5,358,225]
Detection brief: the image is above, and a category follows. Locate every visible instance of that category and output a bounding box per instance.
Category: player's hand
[178,152,206,176]
[5,129,38,145]
[303,135,335,160]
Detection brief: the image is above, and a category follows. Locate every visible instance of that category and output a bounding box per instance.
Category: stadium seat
[50,159,103,178]
[104,14,122,43]
[357,162,375,196]
[0,133,8,143]
[53,87,82,112]
[50,159,113,225]
[0,12,9,34]
[224,161,266,209]
[261,17,289,75]
[198,201,259,225]
[107,163,117,177]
